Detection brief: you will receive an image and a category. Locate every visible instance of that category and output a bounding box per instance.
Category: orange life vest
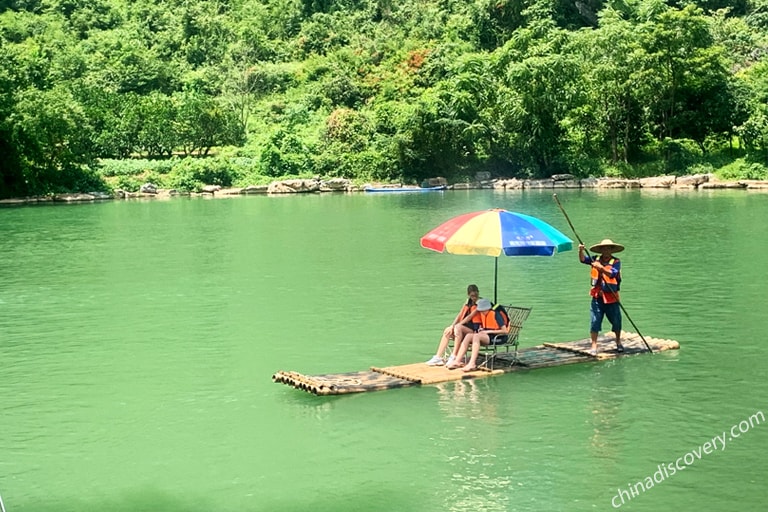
[479,305,509,331]
[458,300,482,325]
[590,257,621,303]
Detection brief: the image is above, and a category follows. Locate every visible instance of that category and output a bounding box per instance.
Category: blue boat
[364,185,447,193]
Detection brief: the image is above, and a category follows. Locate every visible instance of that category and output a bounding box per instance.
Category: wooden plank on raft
[272,370,418,395]
[543,331,679,360]
[272,332,680,396]
[371,362,504,385]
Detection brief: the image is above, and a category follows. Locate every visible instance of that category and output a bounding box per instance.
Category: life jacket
[590,257,621,303]
[458,300,482,326]
[480,304,510,331]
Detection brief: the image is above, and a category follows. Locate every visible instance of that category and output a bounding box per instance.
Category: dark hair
[467,284,479,294]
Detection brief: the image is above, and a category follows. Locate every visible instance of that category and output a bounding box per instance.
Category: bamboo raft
[272,331,680,396]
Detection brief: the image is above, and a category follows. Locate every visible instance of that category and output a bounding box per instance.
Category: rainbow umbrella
[420,208,573,302]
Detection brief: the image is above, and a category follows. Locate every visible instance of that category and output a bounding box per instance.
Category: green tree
[566,8,647,165]
[180,0,232,67]
[640,5,719,142]
[494,14,577,175]
[83,26,180,94]
[259,128,313,176]
[75,86,139,158]
[136,92,178,157]
[10,85,97,193]
[0,39,24,198]
[174,90,244,156]
[737,60,768,163]
[42,0,122,39]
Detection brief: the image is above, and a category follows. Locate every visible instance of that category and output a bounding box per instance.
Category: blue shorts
[590,298,622,333]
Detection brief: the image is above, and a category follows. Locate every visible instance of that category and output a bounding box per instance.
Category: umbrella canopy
[420,208,573,301]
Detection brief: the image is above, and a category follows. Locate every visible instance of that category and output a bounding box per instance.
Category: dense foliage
[1,0,768,197]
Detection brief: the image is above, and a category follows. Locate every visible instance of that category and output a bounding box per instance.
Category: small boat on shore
[364,185,447,193]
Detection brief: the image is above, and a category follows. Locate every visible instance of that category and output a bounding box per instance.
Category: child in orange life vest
[447,298,510,372]
[579,238,625,356]
[425,284,483,366]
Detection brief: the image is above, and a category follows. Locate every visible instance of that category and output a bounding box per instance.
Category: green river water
[1,189,767,512]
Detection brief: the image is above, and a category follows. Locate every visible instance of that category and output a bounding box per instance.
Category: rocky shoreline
[2,173,767,206]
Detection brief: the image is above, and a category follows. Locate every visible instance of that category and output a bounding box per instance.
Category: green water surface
[1,190,767,511]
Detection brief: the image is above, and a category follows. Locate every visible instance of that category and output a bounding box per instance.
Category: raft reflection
[434,380,514,512]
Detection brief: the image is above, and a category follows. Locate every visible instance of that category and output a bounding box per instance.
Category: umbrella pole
[494,257,498,304]
[553,194,653,354]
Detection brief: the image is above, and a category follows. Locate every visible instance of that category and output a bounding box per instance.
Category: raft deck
[272,332,679,396]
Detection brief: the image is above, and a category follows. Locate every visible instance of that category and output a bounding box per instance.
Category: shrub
[687,163,715,175]
[166,157,238,192]
[659,138,703,174]
[99,158,177,177]
[258,130,314,177]
[246,63,298,95]
[114,175,143,192]
[716,159,768,180]
[57,165,109,193]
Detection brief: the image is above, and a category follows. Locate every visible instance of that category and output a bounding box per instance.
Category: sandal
[616,344,625,353]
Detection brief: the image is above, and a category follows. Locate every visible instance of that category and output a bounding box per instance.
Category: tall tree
[493,7,578,175]
[10,85,96,192]
[567,8,647,164]
[640,5,722,143]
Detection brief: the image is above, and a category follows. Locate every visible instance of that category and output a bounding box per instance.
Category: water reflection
[433,380,514,511]
[283,389,340,419]
[444,470,514,512]
[586,361,625,463]
[435,380,495,419]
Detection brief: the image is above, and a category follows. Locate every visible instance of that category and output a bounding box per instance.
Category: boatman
[579,239,625,356]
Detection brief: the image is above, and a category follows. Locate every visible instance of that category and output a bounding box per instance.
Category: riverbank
[2,173,768,206]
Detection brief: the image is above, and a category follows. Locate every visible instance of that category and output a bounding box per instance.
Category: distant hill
[1,0,767,198]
